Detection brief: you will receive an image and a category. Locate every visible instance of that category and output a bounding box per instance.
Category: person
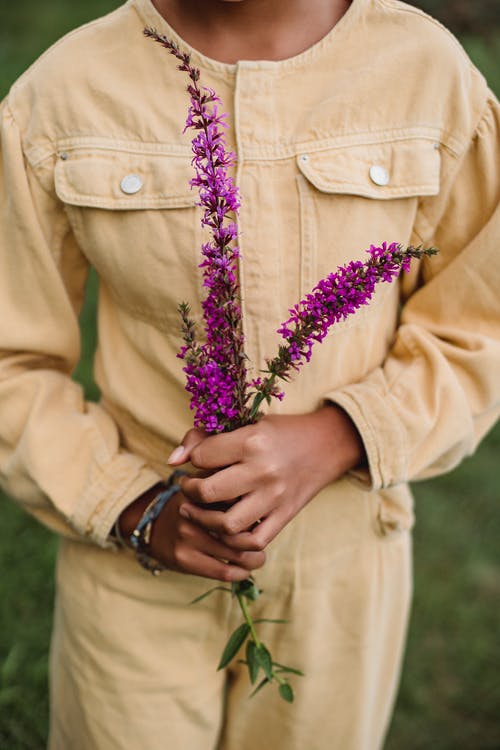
[0,0,499,748]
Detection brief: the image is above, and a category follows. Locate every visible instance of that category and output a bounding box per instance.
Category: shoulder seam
[9,4,129,96]
[471,90,499,140]
[376,0,489,147]
[440,93,495,159]
[1,100,58,202]
[3,96,57,168]
[375,0,476,75]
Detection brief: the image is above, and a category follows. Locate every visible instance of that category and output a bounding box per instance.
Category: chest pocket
[54,144,204,327]
[295,137,441,308]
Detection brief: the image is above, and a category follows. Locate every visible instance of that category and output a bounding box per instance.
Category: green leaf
[240,582,261,602]
[273,662,304,677]
[250,677,270,698]
[254,618,289,625]
[217,623,250,670]
[249,392,265,419]
[246,640,260,684]
[190,586,232,605]
[255,644,273,680]
[234,578,261,601]
[279,682,294,703]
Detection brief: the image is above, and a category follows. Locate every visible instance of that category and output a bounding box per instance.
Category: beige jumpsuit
[0,0,499,747]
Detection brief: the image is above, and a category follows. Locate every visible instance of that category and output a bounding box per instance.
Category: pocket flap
[297,139,440,199]
[54,148,196,210]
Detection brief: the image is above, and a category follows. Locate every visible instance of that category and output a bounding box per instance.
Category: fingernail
[167,446,185,464]
[179,506,191,519]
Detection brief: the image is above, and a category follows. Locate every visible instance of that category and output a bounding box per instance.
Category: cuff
[70,451,163,547]
[322,375,408,491]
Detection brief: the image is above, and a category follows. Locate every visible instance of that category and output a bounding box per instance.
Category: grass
[0,1,120,95]
[386,429,500,750]
[0,2,499,748]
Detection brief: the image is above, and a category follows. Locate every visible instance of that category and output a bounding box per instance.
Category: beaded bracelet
[114,469,188,576]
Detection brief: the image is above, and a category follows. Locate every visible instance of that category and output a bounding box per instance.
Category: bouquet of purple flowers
[145,28,436,702]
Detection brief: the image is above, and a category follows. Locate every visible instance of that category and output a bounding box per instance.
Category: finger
[218,492,277,533]
[157,515,251,581]
[172,519,266,572]
[179,502,233,535]
[198,529,266,571]
[189,425,255,470]
[180,549,253,582]
[219,508,288,552]
[180,463,256,505]
[181,488,276,535]
[179,490,269,536]
[167,427,206,465]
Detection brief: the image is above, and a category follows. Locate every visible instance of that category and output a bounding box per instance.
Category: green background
[0,2,499,747]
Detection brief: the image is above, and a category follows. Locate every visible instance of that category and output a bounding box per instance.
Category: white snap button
[60,152,69,161]
[120,174,143,195]
[369,165,389,186]
[300,154,309,163]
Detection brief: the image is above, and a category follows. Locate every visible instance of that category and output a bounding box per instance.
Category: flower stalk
[144,28,251,434]
[236,590,262,648]
[144,27,437,704]
[251,242,437,414]
[145,27,297,701]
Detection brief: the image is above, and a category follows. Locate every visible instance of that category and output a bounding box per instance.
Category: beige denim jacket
[0,0,499,546]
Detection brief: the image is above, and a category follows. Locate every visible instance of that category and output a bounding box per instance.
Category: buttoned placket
[233,62,286,373]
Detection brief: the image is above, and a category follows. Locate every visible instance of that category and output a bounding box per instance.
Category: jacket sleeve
[0,100,162,545]
[325,92,500,490]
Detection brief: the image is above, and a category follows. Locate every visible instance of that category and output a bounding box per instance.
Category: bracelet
[129,469,188,576]
[110,515,128,547]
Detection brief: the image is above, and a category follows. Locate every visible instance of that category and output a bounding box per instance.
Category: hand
[117,484,266,582]
[169,405,366,552]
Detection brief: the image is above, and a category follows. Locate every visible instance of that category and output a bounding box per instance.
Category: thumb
[167,428,206,465]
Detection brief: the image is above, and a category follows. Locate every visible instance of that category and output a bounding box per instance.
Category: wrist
[314,403,367,479]
[116,482,166,544]
[113,470,188,575]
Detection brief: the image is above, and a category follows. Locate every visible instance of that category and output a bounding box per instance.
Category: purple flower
[145,29,250,432]
[144,27,438,703]
[251,242,437,412]
[144,29,437,428]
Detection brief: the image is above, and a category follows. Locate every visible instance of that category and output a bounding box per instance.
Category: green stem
[236,591,262,648]
[236,590,289,688]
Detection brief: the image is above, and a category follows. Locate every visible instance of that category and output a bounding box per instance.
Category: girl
[1,1,499,748]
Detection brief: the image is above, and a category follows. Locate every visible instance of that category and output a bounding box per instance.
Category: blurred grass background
[0,1,499,747]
